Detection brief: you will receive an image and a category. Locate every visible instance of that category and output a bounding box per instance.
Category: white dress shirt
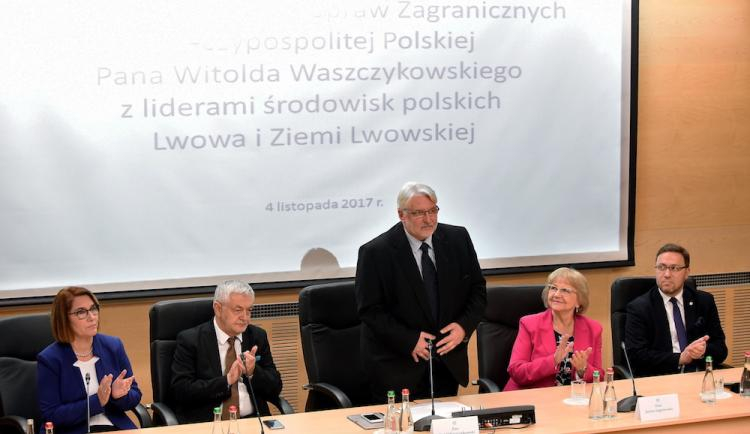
[657,288,686,353]
[214,318,253,417]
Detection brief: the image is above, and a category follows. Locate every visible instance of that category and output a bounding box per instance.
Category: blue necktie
[420,242,439,321]
[669,297,688,351]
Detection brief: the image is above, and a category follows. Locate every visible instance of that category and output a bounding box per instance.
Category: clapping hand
[111,369,135,399]
[553,334,573,365]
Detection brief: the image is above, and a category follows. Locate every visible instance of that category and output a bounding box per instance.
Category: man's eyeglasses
[655,264,688,273]
[404,206,439,218]
[69,304,100,320]
[548,285,575,295]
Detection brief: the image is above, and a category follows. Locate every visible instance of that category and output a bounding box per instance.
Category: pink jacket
[504,309,603,391]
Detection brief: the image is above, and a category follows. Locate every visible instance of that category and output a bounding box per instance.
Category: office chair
[149,297,293,426]
[0,313,151,433]
[298,281,374,411]
[475,284,546,392]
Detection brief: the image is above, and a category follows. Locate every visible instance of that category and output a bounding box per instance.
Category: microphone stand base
[414,414,444,432]
[617,395,642,413]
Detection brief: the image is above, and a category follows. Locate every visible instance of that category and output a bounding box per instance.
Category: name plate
[431,416,479,434]
[635,394,680,421]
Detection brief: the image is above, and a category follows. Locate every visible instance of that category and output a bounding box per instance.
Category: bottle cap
[45,422,53,429]
[593,370,600,378]
[607,367,614,373]
[402,388,410,395]
[229,405,238,412]
[387,390,395,398]
[213,407,221,414]
[706,356,713,362]
[745,351,750,356]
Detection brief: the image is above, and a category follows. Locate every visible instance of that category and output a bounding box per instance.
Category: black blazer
[624,284,727,377]
[170,321,282,424]
[355,222,486,398]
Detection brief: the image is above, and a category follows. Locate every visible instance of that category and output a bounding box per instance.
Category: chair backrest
[0,313,55,432]
[476,284,546,391]
[148,297,215,406]
[298,281,371,411]
[0,313,54,361]
[610,276,696,372]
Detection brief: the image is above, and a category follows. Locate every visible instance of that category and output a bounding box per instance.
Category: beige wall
[2,0,749,409]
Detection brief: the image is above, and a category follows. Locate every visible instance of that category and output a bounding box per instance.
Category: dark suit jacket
[624,284,727,377]
[355,222,486,399]
[170,321,282,424]
[37,334,142,434]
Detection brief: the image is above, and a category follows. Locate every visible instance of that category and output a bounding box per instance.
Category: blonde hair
[541,267,590,314]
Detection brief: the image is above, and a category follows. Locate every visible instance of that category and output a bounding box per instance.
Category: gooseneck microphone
[241,353,265,434]
[84,373,91,433]
[414,340,443,431]
[617,341,642,412]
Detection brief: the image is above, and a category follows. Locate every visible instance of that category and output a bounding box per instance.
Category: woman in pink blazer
[504,267,603,391]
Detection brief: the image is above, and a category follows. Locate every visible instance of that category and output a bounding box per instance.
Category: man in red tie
[171,280,282,423]
[625,243,727,377]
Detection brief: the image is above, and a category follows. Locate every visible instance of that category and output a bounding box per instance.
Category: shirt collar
[213,317,243,344]
[658,287,684,306]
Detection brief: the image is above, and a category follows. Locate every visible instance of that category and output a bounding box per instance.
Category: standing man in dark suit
[625,243,727,377]
[356,182,487,401]
[171,280,282,423]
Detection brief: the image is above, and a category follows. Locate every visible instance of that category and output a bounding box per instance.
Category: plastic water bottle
[227,405,240,434]
[701,356,716,403]
[400,388,414,433]
[740,351,750,398]
[384,390,400,434]
[588,370,604,419]
[44,422,54,434]
[603,368,617,419]
[211,407,223,434]
[25,419,34,434]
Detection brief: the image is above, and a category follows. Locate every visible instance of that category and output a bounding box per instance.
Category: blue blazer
[37,334,142,434]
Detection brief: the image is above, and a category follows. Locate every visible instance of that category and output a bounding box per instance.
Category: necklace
[73,347,93,358]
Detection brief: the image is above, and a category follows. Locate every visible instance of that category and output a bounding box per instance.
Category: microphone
[240,352,265,434]
[84,373,91,433]
[617,341,642,412]
[414,340,443,432]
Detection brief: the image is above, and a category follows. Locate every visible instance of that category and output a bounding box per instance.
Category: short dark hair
[51,286,100,343]
[656,243,690,267]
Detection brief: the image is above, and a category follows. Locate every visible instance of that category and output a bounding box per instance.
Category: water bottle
[25,419,34,434]
[227,405,240,434]
[384,390,400,434]
[603,368,617,419]
[211,407,223,434]
[400,388,414,433]
[701,356,716,403]
[740,351,750,398]
[588,370,604,419]
[44,422,54,434]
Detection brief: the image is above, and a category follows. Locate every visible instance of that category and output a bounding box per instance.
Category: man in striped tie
[171,280,282,423]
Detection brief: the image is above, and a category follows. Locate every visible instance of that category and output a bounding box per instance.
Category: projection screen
[0,0,637,299]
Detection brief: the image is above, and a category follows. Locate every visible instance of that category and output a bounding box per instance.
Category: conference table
[133,368,749,433]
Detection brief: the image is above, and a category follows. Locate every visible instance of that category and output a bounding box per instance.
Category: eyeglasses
[548,285,576,295]
[655,264,688,273]
[69,304,100,320]
[404,206,439,218]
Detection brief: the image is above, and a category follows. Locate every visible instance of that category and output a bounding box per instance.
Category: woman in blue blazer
[37,287,141,433]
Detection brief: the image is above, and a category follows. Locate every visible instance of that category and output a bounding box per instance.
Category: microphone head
[621,341,626,350]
